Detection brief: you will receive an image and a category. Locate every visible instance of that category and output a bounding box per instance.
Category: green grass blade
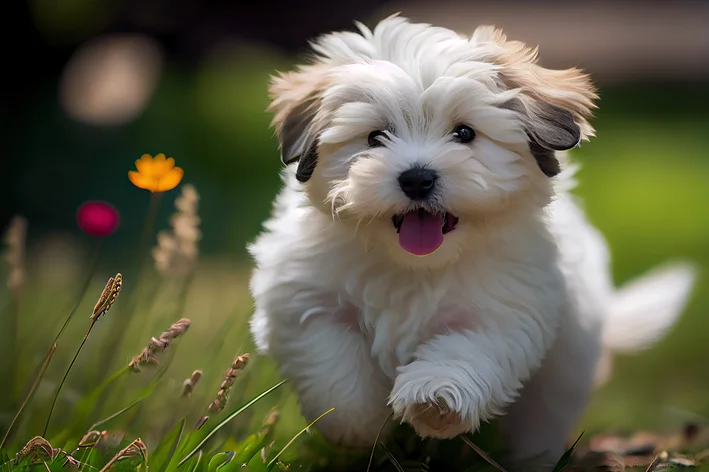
[222,434,264,468]
[187,450,204,472]
[460,436,508,472]
[551,432,584,472]
[379,443,405,472]
[244,452,270,472]
[79,448,102,471]
[88,397,145,434]
[266,407,334,470]
[367,413,393,472]
[0,455,20,472]
[46,369,131,448]
[73,368,129,417]
[86,371,163,432]
[150,418,186,471]
[213,408,280,471]
[206,452,234,471]
[0,452,13,472]
[0,343,57,449]
[177,379,287,467]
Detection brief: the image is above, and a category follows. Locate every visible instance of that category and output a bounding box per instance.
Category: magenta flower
[77,201,120,237]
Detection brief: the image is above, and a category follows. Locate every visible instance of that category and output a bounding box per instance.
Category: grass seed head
[260,408,280,435]
[153,183,201,277]
[121,438,148,459]
[15,436,53,464]
[92,273,123,320]
[182,369,203,398]
[128,318,191,372]
[100,438,147,471]
[14,436,79,467]
[78,430,106,448]
[208,353,250,414]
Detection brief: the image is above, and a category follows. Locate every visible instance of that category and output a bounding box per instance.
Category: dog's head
[268,15,597,268]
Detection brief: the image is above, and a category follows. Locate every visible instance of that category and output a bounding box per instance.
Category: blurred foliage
[2,41,709,470]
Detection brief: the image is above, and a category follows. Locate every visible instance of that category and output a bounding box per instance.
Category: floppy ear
[524,102,582,152]
[504,99,584,177]
[268,65,329,183]
[277,93,320,183]
[472,26,598,177]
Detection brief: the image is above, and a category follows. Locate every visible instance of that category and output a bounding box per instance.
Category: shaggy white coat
[248,15,696,469]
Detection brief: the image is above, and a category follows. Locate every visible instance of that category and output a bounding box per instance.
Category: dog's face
[269,16,597,269]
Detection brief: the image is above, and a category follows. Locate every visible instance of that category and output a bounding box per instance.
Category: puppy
[248,15,696,469]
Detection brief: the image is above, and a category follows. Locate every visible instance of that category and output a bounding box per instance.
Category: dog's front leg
[389,307,559,440]
[251,302,392,448]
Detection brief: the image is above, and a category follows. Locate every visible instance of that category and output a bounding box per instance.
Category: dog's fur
[248,15,697,469]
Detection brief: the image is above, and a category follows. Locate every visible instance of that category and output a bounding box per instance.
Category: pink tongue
[398,210,445,256]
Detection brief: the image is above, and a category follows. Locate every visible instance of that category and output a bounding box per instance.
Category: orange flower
[128,153,184,192]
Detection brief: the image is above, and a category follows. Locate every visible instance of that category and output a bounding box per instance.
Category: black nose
[398,167,438,200]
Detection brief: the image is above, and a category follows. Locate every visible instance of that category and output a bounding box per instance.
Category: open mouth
[392,209,459,257]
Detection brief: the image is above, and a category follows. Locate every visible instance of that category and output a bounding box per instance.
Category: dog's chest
[337,271,479,378]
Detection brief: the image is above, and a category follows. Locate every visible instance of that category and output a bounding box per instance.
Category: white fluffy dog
[248,15,697,469]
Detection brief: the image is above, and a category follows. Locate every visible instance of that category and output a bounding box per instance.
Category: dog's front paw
[396,400,469,438]
[389,361,479,439]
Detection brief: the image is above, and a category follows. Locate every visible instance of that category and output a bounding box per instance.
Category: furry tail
[595,260,698,387]
[603,260,698,353]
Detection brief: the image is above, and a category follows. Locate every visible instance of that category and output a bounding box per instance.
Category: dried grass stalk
[258,408,280,463]
[14,436,53,464]
[128,318,191,372]
[194,415,209,430]
[3,215,27,298]
[14,436,79,467]
[99,438,147,471]
[181,370,202,398]
[69,430,106,457]
[259,408,280,435]
[208,353,250,414]
[152,184,201,277]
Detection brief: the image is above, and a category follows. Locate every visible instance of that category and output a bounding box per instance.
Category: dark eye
[368,130,388,148]
[452,124,476,143]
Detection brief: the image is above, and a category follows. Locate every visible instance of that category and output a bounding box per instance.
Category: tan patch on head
[268,64,329,132]
[267,63,332,182]
[472,25,598,141]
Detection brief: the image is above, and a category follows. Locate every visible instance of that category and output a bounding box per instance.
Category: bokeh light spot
[59,34,163,126]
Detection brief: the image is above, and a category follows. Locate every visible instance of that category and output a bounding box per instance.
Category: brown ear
[473,26,598,177]
[268,65,329,182]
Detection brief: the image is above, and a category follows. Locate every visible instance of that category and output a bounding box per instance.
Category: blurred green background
[1,0,708,466]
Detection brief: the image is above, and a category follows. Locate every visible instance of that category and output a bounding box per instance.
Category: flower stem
[125,191,162,306]
[0,344,57,449]
[43,318,100,437]
[52,241,103,344]
[137,192,162,271]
